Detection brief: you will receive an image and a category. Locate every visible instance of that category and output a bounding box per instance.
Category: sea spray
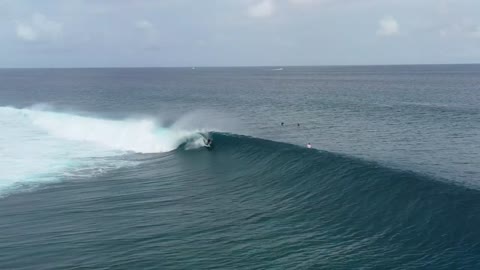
[0,106,206,194]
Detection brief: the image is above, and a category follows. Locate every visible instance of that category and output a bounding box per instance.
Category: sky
[1,0,480,67]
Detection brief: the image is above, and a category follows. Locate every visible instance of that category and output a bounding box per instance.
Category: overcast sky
[1,0,480,67]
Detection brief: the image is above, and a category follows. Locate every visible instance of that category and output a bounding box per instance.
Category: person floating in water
[297,123,300,127]
[307,143,312,149]
[281,122,284,126]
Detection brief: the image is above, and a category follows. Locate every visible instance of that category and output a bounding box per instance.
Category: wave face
[175,133,480,269]
[0,106,203,194]
[2,131,479,269]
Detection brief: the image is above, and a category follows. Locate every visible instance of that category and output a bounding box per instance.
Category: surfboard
[204,140,213,149]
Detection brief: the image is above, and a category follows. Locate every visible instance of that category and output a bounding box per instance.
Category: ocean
[1,65,479,269]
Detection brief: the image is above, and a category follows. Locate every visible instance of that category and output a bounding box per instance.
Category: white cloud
[134,19,160,48]
[135,19,157,39]
[439,20,480,39]
[437,0,449,14]
[288,0,353,7]
[248,0,275,18]
[195,39,207,47]
[377,16,399,36]
[15,13,62,42]
[16,24,37,41]
[135,20,154,31]
[288,0,328,5]
[471,27,480,38]
[289,0,315,4]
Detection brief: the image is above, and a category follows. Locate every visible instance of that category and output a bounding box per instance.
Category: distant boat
[272,68,283,71]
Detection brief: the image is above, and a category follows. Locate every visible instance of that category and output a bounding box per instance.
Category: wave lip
[26,109,204,153]
[0,106,205,195]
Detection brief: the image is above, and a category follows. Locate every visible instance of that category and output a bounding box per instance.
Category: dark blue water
[1,65,480,269]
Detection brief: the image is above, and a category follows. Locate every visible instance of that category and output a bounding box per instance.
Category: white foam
[0,106,203,195]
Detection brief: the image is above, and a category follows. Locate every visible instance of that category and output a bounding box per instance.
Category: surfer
[204,138,212,147]
[307,143,312,149]
[200,132,213,148]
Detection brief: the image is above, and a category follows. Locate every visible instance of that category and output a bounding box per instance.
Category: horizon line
[1,62,480,69]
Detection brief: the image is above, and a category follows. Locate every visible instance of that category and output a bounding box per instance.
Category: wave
[0,124,477,270]
[0,106,206,195]
[4,109,480,262]
[187,133,478,227]
[1,105,470,199]
[171,133,480,268]
[198,132,468,193]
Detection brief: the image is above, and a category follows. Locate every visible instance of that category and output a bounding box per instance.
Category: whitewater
[0,106,205,194]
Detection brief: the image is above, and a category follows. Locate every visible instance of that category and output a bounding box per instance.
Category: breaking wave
[0,106,206,194]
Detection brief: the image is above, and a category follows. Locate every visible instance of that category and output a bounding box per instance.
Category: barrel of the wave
[204,138,213,150]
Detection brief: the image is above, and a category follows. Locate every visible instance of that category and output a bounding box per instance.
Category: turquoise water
[1,65,480,269]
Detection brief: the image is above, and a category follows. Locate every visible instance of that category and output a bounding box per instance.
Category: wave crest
[0,106,206,194]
